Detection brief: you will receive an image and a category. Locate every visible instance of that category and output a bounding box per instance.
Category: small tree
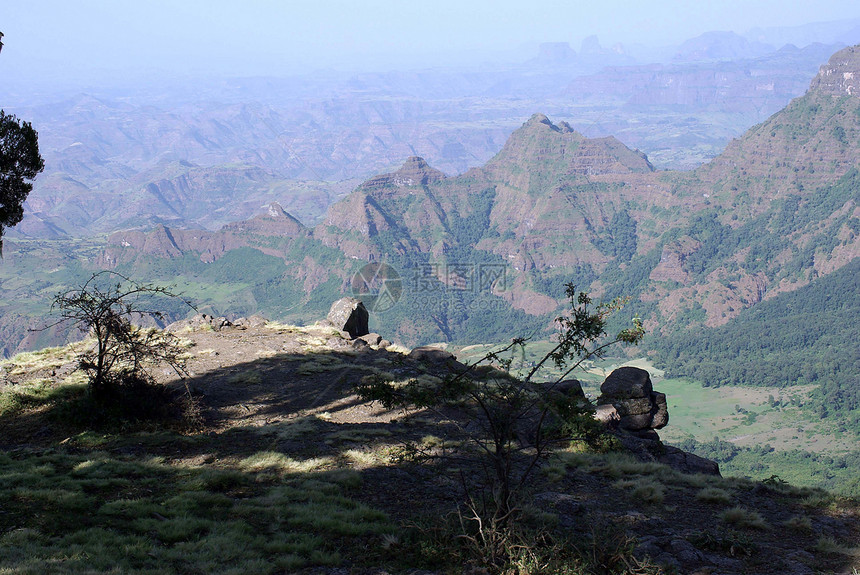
[0,110,45,254]
[51,271,194,403]
[355,284,643,557]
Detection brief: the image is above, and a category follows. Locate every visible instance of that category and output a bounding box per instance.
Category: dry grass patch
[226,369,262,386]
[256,416,322,441]
[326,427,392,443]
[814,535,859,556]
[696,487,732,505]
[783,515,813,532]
[612,477,665,504]
[239,451,332,474]
[720,506,769,530]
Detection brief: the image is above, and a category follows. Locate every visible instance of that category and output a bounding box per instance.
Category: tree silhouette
[0,110,45,254]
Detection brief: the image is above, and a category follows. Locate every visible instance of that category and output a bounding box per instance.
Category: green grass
[0,446,395,574]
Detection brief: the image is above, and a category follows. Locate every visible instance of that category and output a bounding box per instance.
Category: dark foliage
[0,110,45,252]
[49,272,195,416]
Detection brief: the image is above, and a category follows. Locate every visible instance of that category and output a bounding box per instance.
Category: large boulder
[408,346,468,373]
[659,446,721,476]
[327,298,369,339]
[595,366,718,476]
[600,366,653,399]
[597,367,668,431]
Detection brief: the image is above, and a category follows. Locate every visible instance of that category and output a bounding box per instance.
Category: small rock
[358,333,383,346]
[246,314,268,328]
[668,538,703,563]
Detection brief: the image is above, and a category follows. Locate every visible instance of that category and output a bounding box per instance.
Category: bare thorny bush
[356,284,645,570]
[47,271,198,424]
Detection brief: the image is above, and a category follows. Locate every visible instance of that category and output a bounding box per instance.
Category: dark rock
[658,445,721,476]
[632,429,661,442]
[533,491,584,516]
[668,538,703,563]
[597,368,669,432]
[614,397,654,416]
[619,412,655,430]
[634,539,663,562]
[554,379,586,398]
[326,297,369,339]
[408,346,469,373]
[532,492,584,529]
[600,366,653,399]
[654,553,681,571]
[408,346,455,363]
[652,392,669,429]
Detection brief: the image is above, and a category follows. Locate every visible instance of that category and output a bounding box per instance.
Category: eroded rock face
[595,366,719,476]
[597,367,668,431]
[809,45,860,97]
[326,298,370,339]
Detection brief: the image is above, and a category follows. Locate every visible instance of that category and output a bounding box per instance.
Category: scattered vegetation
[356,285,644,569]
[47,271,196,425]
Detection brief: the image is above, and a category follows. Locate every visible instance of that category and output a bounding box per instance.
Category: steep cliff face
[809,45,860,96]
[693,44,860,207]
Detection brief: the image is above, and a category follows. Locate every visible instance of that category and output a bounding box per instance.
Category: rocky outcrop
[167,313,235,332]
[359,156,446,191]
[595,366,719,476]
[326,298,369,339]
[649,236,701,284]
[597,367,668,431]
[808,45,860,97]
[407,345,468,372]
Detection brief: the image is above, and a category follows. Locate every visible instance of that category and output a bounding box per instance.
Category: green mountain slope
[653,257,860,422]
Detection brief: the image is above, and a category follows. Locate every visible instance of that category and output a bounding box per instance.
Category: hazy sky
[3,0,860,83]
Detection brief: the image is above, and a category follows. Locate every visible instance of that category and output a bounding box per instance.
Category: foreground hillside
[1,318,858,574]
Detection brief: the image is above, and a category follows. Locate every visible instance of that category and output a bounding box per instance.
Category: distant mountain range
[5,39,850,241]
[78,45,860,343]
